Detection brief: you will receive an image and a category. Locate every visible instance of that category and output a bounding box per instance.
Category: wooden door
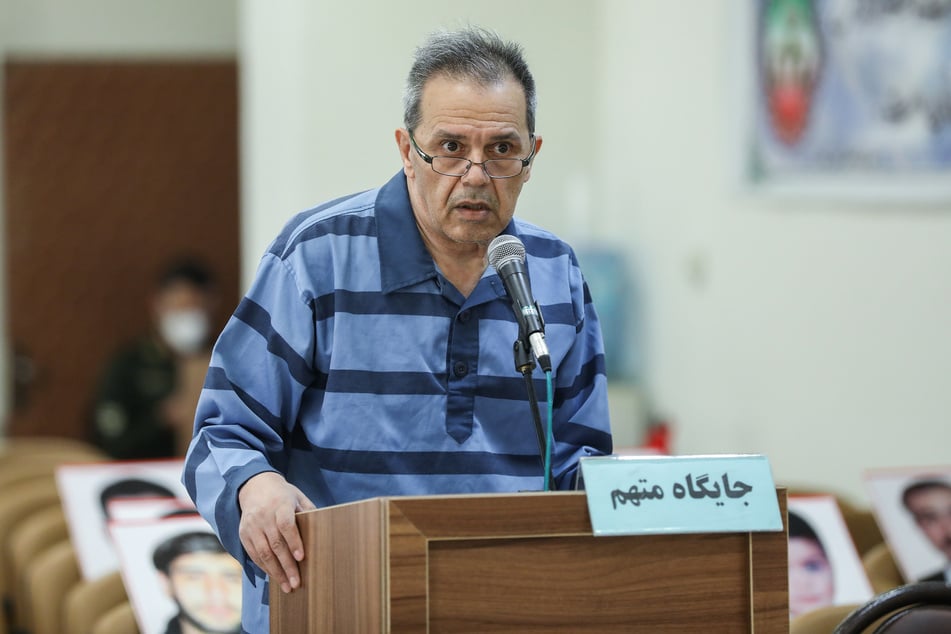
[3,60,241,440]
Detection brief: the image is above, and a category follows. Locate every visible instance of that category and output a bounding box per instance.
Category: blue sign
[579,454,783,536]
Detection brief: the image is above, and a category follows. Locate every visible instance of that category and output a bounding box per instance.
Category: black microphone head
[487,235,525,272]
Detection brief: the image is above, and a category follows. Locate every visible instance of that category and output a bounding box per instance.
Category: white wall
[0,0,236,55]
[235,0,652,444]
[237,0,600,282]
[597,1,951,503]
[3,1,949,506]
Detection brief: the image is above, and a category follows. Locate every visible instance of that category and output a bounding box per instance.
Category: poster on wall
[747,0,951,200]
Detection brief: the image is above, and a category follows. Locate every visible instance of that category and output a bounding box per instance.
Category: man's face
[163,551,242,633]
[906,486,951,560]
[397,74,541,250]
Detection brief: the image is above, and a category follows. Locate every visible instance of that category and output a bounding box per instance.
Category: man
[183,26,612,631]
[901,479,951,583]
[152,531,242,634]
[90,257,217,459]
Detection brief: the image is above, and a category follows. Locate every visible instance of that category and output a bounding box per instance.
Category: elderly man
[184,26,612,631]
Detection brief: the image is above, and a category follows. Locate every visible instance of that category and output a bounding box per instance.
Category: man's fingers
[241,514,303,592]
[266,522,302,590]
[236,473,316,593]
[241,527,284,584]
[239,522,287,590]
[296,490,318,513]
[258,534,298,592]
[277,509,306,562]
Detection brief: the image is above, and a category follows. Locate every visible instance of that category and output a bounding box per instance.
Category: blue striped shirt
[183,172,612,631]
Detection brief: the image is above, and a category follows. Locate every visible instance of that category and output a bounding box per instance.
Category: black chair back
[833,582,951,634]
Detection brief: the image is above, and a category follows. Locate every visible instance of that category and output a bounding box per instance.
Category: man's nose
[461,156,491,185]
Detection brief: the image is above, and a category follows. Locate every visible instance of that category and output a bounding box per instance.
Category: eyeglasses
[408,130,536,179]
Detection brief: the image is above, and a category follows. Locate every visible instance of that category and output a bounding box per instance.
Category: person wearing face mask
[89,258,217,459]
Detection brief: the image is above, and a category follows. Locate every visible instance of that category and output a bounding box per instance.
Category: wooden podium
[271,490,788,632]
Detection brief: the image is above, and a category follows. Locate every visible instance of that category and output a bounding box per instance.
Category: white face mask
[159,308,210,356]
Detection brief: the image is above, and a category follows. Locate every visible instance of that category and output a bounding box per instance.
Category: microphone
[487,235,551,373]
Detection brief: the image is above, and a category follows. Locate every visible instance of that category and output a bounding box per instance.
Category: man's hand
[237,471,317,593]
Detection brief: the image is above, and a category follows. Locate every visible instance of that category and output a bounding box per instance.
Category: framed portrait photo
[787,494,874,620]
[55,458,193,580]
[864,465,951,583]
[111,515,242,634]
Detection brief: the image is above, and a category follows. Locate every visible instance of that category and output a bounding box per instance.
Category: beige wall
[596,1,951,501]
[240,1,951,502]
[3,0,950,504]
[237,0,600,278]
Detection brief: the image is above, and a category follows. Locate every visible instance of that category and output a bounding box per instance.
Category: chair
[791,604,862,634]
[833,582,951,634]
[6,505,68,632]
[0,449,105,484]
[63,571,129,634]
[0,436,105,459]
[91,601,139,634]
[0,438,106,475]
[0,478,61,623]
[839,505,884,556]
[863,542,906,594]
[21,539,80,634]
[0,460,65,492]
[876,606,951,633]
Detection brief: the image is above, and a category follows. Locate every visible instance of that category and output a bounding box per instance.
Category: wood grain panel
[271,498,385,633]
[387,505,429,632]
[428,533,750,632]
[274,491,790,632]
[751,490,790,632]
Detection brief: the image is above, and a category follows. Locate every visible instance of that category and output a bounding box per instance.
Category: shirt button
[453,361,468,377]
[458,310,471,323]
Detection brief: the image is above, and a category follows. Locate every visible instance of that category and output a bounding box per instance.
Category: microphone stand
[513,333,557,491]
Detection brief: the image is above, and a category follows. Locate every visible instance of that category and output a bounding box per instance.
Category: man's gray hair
[402,26,537,135]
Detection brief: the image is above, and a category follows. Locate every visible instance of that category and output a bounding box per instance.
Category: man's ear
[396,128,414,177]
[521,135,543,184]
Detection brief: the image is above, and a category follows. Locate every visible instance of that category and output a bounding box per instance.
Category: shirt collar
[376,172,437,294]
[375,171,519,297]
